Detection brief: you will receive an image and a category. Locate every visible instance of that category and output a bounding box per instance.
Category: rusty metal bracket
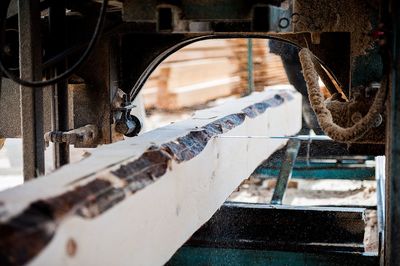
[44,124,99,148]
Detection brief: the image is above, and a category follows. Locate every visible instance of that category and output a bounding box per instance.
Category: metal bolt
[278,17,290,29]
[373,114,383,128]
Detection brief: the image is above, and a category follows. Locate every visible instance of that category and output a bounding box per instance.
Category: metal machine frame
[1,0,399,265]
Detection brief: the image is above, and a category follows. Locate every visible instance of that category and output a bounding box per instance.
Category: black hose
[0,0,108,87]
[0,0,10,97]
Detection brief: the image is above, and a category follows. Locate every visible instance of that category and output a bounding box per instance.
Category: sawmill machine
[0,0,399,265]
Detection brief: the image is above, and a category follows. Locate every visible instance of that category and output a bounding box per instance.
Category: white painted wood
[0,86,302,266]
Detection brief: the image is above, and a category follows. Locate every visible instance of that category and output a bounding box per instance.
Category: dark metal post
[247,38,254,94]
[18,0,45,179]
[271,139,300,204]
[49,0,70,168]
[386,0,400,264]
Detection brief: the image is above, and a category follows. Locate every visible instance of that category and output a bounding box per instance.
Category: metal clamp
[44,124,99,148]
[112,91,142,137]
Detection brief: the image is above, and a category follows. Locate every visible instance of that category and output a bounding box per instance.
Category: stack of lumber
[229,39,262,93]
[230,39,290,93]
[142,39,289,110]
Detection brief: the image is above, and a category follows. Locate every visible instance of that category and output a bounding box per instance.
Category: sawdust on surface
[228,177,379,253]
[229,176,379,253]
[294,0,374,57]
[364,209,379,252]
[229,177,377,206]
[298,48,386,143]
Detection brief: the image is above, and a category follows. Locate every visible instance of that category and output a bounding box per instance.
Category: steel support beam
[18,0,45,179]
[271,139,300,204]
[169,202,376,266]
[169,246,378,266]
[386,1,400,265]
[179,202,367,253]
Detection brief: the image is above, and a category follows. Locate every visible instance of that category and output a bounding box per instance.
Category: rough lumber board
[160,58,238,89]
[171,77,239,100]
[143,76,240,109]
[231,39,286,93]
[0,87,301,266]
[156,77,240,110]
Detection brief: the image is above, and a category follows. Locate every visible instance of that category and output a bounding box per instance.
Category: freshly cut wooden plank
[164,48,235,62]
[145,58,239,109]
[162,58,238,88]
[157,77,241,110]
[0,86,301,266]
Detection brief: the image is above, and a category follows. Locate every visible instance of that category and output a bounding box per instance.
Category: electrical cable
[0,0,108,88]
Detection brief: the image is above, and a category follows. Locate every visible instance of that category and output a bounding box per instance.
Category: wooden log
[0,87,300,265]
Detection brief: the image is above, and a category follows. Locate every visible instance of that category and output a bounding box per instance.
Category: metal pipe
[216,135,332,141]
[247,38,254,94]
[49,0,70,167]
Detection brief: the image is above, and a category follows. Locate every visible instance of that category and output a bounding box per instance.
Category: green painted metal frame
[168,247,378,266]
[254,159,375,180]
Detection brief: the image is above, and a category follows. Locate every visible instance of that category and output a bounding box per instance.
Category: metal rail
[271,139,300,204]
